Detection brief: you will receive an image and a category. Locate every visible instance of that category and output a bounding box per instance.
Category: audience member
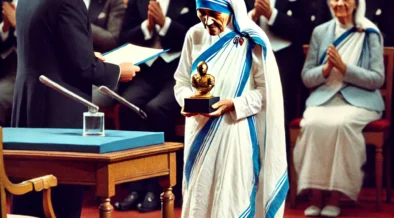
[0,0,16,126]
[246,0,307,124]
[86,0,125,53]
[112,0,198,212]
[10,0,139,217]
[293,0,384,217]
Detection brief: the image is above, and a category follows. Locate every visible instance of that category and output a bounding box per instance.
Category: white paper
[103,43,167,66]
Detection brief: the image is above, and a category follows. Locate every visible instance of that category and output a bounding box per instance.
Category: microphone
[39,75,99,113]
[98,86,147,120]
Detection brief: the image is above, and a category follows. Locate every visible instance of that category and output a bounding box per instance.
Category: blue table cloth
[2,128,164,153]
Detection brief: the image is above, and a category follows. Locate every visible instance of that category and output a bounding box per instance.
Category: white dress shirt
[140,0,181,66]
[83,0,91,10]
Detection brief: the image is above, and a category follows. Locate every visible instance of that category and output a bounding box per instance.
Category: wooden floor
[80,186,394,218]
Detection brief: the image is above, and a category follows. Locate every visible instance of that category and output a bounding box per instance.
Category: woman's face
[197,9,230,36]
[330,0,357,20]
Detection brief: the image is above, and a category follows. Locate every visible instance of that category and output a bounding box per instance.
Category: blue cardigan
[302,19,385,112]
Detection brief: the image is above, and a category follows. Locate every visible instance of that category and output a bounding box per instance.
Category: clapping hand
[327,45,346,74]
[253,0,273,20]
[2,2,16,32]
[148,0,166,28]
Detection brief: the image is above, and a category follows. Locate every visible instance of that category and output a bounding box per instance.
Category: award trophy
[39,75,105,136]
[184,61,220,113]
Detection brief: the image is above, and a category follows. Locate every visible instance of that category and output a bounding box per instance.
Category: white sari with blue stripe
[174,0,288,217]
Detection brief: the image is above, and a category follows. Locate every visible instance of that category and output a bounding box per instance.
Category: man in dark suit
[11,0,139,217]
[0,0,17,127]
[87,0,126,53]
[112,0,199,212]
[246,0,308,131]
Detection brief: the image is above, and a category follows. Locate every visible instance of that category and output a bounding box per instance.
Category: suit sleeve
[119,0,152,45]
[57,0,120,89]
[301,27,327,88]
[91,0,125,52]
[268,0,307,44]
[343,33,385,90]
[159,1,199,51]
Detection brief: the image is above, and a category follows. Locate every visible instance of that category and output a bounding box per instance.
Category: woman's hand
[181,107,198,117]
[327,45,346,74]
[201,99,234,117]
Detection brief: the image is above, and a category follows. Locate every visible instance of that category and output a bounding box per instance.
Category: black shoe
[113,192,140,211]
[137,192,160,212]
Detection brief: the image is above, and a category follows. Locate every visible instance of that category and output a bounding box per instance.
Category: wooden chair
[289,47,394,211]
[0,127,58,218]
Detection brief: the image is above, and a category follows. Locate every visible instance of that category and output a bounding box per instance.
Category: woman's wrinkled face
[330,0,357,19]
[197,9,230,35]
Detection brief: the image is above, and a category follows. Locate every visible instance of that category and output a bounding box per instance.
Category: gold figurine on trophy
[191,61,215,98]
[184,61,220,113]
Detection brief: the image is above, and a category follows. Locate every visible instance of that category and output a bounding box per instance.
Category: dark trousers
[118,57,181,141]
[11,185,84,218]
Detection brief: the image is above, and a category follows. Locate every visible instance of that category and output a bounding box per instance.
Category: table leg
[161,187,175,218]
[99,197,113,218]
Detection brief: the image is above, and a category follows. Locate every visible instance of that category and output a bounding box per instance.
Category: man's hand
[2,2,16,28]
[94,52,106,61]
[119,63,140,82]
[327,45,346,74]
[148,1,166,28]
[254,0,273,20]
[202,99,234,117]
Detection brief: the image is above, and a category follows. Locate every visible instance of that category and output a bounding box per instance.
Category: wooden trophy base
[184,96,220,113]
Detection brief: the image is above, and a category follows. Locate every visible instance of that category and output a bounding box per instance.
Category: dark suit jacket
[12,0,120,128]
[365,0,394,46]
[0,28,17,79]
[245,0,309,120]
[119,0,198,53]
[89,0,125,52]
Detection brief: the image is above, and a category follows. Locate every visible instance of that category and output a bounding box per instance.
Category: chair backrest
[302,45,394,121]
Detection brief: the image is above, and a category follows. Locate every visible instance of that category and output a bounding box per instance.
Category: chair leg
[376,147,383,211]
[289,143,297,209]
[385,141,391,203]
[43,189,56,218]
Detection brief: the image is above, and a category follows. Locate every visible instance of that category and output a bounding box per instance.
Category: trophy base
[184,96,220,113]
[83,112,105,136]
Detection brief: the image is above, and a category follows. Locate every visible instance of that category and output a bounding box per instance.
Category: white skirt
[293,95,381,200]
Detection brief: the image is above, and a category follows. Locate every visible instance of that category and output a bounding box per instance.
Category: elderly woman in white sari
[293,0,384,217]
[174,0,288,217]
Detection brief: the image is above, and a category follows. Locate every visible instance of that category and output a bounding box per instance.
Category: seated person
[111,0,198,212]
[293,0,385,217]
[86,0,125,53]
[0,1,17,127]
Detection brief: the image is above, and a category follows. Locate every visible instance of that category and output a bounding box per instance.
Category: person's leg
[144,79,180,141]
[114,180,147,211]
[118,68,157,131]
[11,185,84,218]
[304,189,324,217]
[0,76,15,126]
[137,178,162,212]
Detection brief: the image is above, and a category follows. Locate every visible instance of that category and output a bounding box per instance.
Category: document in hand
[102,43,170,66]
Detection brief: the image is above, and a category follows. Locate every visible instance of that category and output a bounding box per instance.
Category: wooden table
[3,142,183,218]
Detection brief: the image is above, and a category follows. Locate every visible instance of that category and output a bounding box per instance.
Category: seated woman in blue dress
[293,0,384,217]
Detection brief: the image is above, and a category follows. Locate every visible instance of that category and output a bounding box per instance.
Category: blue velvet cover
[2,128,164,153]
